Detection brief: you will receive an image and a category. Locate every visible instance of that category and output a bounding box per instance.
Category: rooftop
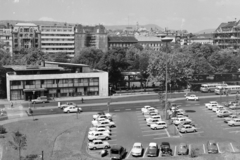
[4,65,63,71]
[15,23,37,27]
[45,61,89,67]
[135,36,161,42]
[108,36,138,43]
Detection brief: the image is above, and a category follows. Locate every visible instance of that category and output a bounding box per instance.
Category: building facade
[108,36,138,49]
[75,24,108,54]
[12,23,41,53]
[5,61,108,101]
[0,24,12,55]
[213,21,240,49]
[40,24,75,57]
[135,36,161,51]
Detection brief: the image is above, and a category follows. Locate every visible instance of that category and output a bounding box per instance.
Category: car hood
[132,148,142,153]
[147,148,157,154]
[178,148,187,153]
[110,153,120,158]
[208,146,218,151]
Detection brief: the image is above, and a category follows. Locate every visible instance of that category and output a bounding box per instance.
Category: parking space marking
[143,133,167,136]
[216,143,222,153]
[114,110,120,111]
[108,139,117,142]
[223,126,240,129]
[153,136,172,139]
[230,143,235,152]
[165,128,170,137]
[125,109,131,111]
[136,108,141,110]
[174,145,177,156]
[203,144,206,154]
[189,144,191,156]
[142,130,162,133]
[143,147,148,158]
[181,131,204,136]
[126,150,132,159]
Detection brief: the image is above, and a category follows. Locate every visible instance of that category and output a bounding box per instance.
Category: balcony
[10,85,23,89]
[41,36,74,39]
[89,82,99,86]
[42,50,74,53]
[41,45,74,48]
[58,83,74,87]
[42,84,57,88]
[41,41,74,43]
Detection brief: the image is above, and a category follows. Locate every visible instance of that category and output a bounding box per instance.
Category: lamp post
[161,37,173,120]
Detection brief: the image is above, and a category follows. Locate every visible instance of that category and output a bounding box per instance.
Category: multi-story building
[4,61,108,101]
[213,21,240,49]
[75,24,108,53]
[135,36,161,51]
[40,24,75,57]
[12,23,41,53]
[108,36,138,49]
[189,33,213,45]
[0,24,12,55]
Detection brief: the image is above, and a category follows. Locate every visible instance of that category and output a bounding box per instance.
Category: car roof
[210,101,217,103]
[149,142,157,146]
[111,145,122,150]
[133,142,142,146]
[93,140,103,143]
[161,142,170,145]
[208,140,216,144]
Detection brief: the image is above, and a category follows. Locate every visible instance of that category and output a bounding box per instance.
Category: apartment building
[12,23,41,53]
[135,36,161,51]
[40,24,75,57]
[213,21,240,49]
[0,24,12,55]
[4,61,108,101]
[108,36,138,49]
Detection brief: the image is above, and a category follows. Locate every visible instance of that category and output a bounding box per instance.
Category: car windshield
[149,145,156,149]
[134,145,141,149]
[111,149,119,154]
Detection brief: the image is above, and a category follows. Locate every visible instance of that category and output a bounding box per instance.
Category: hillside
[105,24,164,31]
[195,28,215,34]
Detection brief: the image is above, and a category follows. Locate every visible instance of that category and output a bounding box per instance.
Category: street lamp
[161,37,173,120]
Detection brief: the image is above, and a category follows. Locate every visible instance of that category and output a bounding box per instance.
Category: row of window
[41,29,73,32]
[41,39,74,41]
[43,48,74,51]
[41,43,74,46]
[41,34,74,36]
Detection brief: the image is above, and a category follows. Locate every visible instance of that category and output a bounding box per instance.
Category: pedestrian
[11,101,13,108]
[81,98,84,103]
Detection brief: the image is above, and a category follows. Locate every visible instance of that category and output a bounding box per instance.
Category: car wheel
[185,130,187,133]
[67,110,70,113]
[104,146,109,149]
[93,147,97,150]
[186,99,188,101]
[105,137,110,140]
[154,127,157,130]
[194,130,197,132]
[195,99,196,101]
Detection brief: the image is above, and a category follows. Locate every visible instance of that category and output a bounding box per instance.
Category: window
[11,81,21,86]
[25,80,34,85]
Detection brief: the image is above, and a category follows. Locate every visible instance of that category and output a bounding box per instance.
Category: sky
[1,0,240,33]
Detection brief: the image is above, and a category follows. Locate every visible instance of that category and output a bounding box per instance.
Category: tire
[186,99,188,101]
[154,127,157,130]
[185,130,187,133]
[194,130,197,132]
[105,137,110,140]
[104,146,109,149]
[67,110,70,113]
[93,147,97,150]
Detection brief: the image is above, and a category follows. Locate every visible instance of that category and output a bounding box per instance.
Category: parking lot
[86,96,240,159]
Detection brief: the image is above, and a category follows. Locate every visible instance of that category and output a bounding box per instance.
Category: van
[31,96,49,104]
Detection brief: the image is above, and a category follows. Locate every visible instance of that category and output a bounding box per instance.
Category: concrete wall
[6,72,108,101]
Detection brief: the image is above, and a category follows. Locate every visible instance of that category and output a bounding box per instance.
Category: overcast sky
[1,0,240,32]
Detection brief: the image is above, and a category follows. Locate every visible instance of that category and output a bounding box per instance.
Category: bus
[214,86,228,95]
[200,83,228,93]
[225,85,240,94]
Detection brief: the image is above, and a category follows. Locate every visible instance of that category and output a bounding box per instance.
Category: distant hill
[195,29,215,34]
[105,24,164,31]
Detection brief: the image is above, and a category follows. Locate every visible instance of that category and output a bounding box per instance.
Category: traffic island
[167,122,181,137]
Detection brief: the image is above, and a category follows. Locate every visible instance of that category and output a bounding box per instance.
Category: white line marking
[126,150,132,159]
[216,143,222,153]
[142,130,159,133]
[125,109,131,111]
[143,147,148,158]
[154,136,172,140]
[158,147,162,157]
[230,143,235,152]
[174,146,177,156]
[189,144,191,155]
[114,110,120,111]
[223,126,240,129]
[143,133,167,136]
[181,131,204,135]
[203,144,206,154]
[165,128,170,137]
[136,108,141,110]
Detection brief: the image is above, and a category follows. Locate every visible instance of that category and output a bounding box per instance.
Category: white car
[131,142,143,157]
[186,94,198,101]
[217,110,232,117]
[88,140,110,150]
[141,105,152,113]
[228,118,240,126]
[92,120,116,128]
[207,104,218,110]
[144,112,159,119]
[89,125,111,131]
[63,106,82,113]
[147,119,161,126]
[150,121,167,130]
[212,105,224,112]
[171,115,188,121]
[174,117,191,125]
[224,115,238,123]
[93,115,112,121]
[89,129,111,136]
[93,112,112,119]
[59,102,76,109]
[92,118,111,126]
[146,115,161,122]
[205,101,218,108]
[142,107,158,114]
[88,132,110,141]
[179,124,197,133]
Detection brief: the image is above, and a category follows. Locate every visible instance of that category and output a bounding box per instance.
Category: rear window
[111,149,120,154]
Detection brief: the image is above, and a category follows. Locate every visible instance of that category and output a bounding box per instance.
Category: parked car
[59,102,76,109]
[94,115,112,121]
[212,105,224,112]
[205,101,218,108]
[92,118,111,126]
[150,121,167,130]
[110,145,126,160]
[177,143,189,155]
[131,142,143,157]
[141,105,152,113]
[173,117,192,125]
[160,142,172,156]
[186,94,199,101]
[92,120,116,128]
[93,112,112,119]
[146,115,161,122]
[146,119,161,126]
[177,121,196,129]
[224,115,238,123]
[89,128,111,135]
[146,142,159,157]
[229,104,240,110]
[89,125,111,131]
[88,140,110,150]
[63,106,82,113]
[225,101,238,107]
[207,104,218,110]
[31,96,49,104]
[228,118,240,126]
[179,125,197,133]
[142,107,158,114]
[144,112,159,119]
[217,110,232,117]
[206,140,218,154]
[88,132,110,141]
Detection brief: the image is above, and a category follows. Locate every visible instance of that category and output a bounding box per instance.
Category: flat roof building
[4,61,108,101]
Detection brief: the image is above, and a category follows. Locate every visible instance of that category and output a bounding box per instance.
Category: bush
[24,154,38,160]
[0,125,7,134]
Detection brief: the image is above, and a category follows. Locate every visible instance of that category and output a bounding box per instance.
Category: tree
[48,52,69,63]
[9,131,27,160]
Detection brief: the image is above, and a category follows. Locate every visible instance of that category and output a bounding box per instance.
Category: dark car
[146,142,159,157]
[206,140,218,154]
[110,145,126,160]
[177,143,189,155]
[160,142,172,156]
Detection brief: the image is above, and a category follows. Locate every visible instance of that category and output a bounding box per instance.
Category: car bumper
[132,152,141,156]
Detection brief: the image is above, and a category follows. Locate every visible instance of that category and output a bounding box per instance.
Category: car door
[98,141,103,148]
[237,120,240,126]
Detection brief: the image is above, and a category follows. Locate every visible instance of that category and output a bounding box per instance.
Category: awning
[23,88,47,92]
